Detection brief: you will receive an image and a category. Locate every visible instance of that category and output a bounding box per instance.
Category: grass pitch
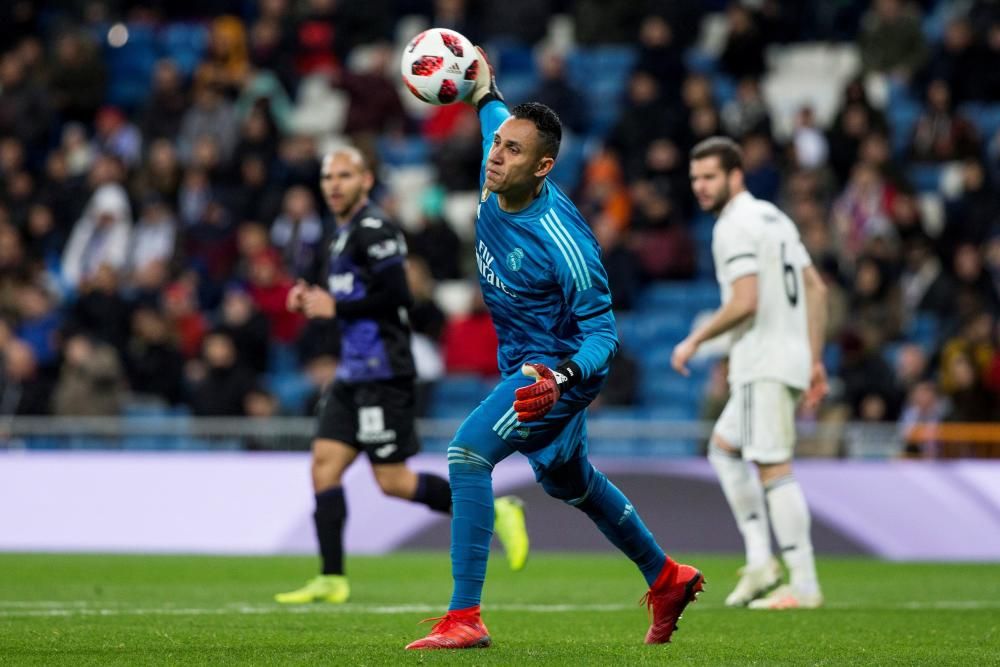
[0,552,997,665]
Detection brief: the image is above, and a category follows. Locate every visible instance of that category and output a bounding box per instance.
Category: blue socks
[576,472,665,586]
[445,444,667,612]
[447,462,495,610]
[541,457,665,586]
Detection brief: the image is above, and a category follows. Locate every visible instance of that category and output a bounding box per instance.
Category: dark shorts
[316,378,420,464]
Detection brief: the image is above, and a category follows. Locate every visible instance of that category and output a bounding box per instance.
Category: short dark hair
[690,136,743,172]
[511,102,562,159]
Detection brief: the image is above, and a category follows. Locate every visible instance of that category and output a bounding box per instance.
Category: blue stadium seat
[377,136,430,167]
[638,404,698,420]
[693,219,714,244]
[907,164,943,193]
[639,374,700,412]
[565,47,637,138]
[589,406,642,421]
[549,134,584,193]
[643,439,701,457]
[683,48,718,74]
[922,2,952,44]
[696,245,716,280]
[960,103,1000,142]
[25,437,64,450]
[906,312,941,348]
[616,313,638,348]
[635,283,688,312]
[124,402,170,417]
[427,398,476,419]
[882,341,905,369]
[160,22,209,77]
[433,375,489,405]
[686,282,721,311]
[268,343,297,375]
[267,372,313,413]
[578,76,632,137]
[104,23,159,108]
[630,311,690,347]
[823,343,841,376]
[711,74,736,106]
[565,47,637,86]
[496,72,539,106]
[495,43,536,76]
[888,101,922,156]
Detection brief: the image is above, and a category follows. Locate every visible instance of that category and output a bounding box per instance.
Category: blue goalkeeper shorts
[450,367,605,479]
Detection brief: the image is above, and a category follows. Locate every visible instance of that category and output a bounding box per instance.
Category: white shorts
[713,380,801,463]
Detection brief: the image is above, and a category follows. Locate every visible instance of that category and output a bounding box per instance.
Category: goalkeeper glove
[513,361,581,422]
[466,46,504,110]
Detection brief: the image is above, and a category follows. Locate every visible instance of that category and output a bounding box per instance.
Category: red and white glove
[513,361,580,422]
[466,46,504,108]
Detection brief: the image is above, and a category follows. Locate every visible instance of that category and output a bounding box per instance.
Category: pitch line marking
[1,600,999,618]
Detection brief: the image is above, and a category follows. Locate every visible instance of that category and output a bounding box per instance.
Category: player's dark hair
[511,102,562,159]
[690,136,743,172]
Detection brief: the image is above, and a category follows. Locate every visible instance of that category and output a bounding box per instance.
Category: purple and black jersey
[309,203,416,383]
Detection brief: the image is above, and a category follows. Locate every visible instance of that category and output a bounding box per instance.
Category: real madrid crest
[506,247,524,271]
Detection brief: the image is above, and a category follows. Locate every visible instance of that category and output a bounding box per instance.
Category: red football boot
[405,606,491,650]
[641,558,705,644]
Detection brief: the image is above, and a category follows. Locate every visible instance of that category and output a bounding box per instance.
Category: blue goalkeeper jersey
[474,100,619,383]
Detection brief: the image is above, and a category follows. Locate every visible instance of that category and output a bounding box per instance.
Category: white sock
[765,475,819,596]
[708,444,772,570]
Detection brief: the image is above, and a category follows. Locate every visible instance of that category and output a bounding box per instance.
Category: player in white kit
[672,137,828,609]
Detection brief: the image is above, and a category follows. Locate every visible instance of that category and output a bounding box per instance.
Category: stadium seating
[376,135,431,167]
[565,47,637,138]
[907,163,944,193]
[960,103,1000,144]
[160,22,209,77]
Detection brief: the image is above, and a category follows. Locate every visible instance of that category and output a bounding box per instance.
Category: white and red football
[400,28,478,105]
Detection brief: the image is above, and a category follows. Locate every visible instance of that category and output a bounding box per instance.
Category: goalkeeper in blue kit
[406,49,704,650]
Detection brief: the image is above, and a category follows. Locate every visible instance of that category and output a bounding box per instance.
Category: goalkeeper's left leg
[538,454,665,585]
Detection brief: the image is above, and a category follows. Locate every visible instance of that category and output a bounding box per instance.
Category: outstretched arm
[466,47,508,180]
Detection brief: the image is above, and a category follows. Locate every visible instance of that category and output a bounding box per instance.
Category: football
[399,28,479,105]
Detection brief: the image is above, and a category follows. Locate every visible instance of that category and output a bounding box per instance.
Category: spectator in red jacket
[247,250,304,343]
[442,288,499,377]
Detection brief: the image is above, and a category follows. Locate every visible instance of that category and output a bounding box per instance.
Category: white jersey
[712,191,812,389]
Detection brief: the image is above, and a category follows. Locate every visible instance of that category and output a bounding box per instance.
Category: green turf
[0,552,997,665]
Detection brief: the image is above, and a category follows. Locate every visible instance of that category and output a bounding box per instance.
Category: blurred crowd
[0,0,998,438]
